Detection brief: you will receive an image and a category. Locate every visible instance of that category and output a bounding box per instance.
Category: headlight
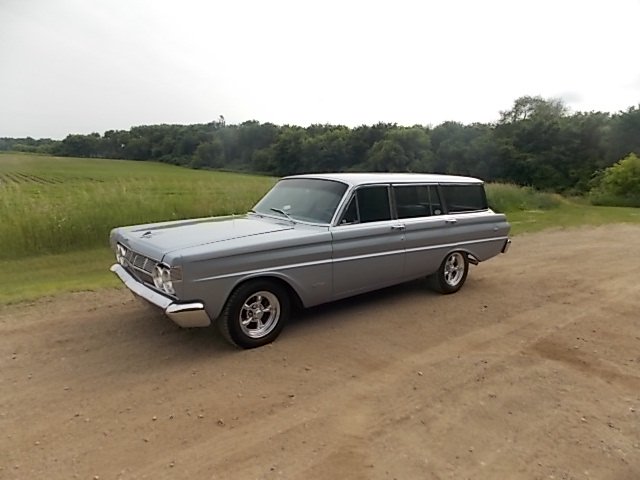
[116,244,127,266]
[152,263,178,295]
[161,268,174,295]
[152,265,164,290]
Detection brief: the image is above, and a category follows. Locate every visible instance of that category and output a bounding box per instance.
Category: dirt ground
[1,225,639,480]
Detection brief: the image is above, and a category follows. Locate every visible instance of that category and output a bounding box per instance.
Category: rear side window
[440,184,488,213]
[394,185,443,218]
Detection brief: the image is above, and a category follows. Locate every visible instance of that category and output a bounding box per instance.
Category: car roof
[283,172,483,186]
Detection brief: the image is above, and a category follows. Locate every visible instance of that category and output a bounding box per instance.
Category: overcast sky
[2,0,639,139]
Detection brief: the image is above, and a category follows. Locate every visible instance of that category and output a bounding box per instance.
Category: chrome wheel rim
[239,291,280,338]
[444,252,465,286]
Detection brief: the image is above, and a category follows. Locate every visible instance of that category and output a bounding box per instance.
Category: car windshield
[253,178,348,224]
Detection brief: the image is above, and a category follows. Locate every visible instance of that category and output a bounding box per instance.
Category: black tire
[431,251,469,294]
[218,279,290,349]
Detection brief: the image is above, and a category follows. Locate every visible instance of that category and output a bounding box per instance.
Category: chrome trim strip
[195,236,509,282]
[194,257,335,282]
[332,248,406,264]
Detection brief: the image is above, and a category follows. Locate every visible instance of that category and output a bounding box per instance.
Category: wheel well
[231,276,303,311]
[456,249,477,265]
[445,249,475,264]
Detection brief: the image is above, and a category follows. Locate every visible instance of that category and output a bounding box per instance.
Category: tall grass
[589,192,640,208]
[485,183,562,212]
[0,153,275,259]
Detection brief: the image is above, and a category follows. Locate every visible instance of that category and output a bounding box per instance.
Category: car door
[330,185,406,298]
[393,183,461,279]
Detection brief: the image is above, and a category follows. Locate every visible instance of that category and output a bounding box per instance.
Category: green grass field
[1,152,639,304]
[0,153,276,259]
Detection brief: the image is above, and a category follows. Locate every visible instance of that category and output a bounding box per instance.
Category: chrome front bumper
[110,264,211,328]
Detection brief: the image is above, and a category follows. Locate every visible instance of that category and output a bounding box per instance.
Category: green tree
[301,126,350,172]
[366,139,408,171]
[193,139,225,168]
[237,121,279,168]
[365,127,432,172]
[605,106,640,164]
[499,96,568,124]
[346,123,394,170]
[271,127,306,175]
[494,96,573,190]
[59,133,101,157]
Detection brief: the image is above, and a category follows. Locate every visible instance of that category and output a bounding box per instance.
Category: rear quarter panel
[404,210,510,279]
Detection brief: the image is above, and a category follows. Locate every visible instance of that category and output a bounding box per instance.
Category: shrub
[590,153,640,207]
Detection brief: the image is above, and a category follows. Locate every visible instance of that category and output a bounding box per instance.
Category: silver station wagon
[110,173,511,348]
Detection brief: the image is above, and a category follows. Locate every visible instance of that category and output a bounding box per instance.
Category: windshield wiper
[269,207,295,222]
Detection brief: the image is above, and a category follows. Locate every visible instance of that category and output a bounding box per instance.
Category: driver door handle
[391,224,406,231]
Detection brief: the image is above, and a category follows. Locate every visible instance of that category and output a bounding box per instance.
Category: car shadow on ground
[290,277,437,326]
[83,275,466,377]
[281,277,449,345]
[97,278,432,355]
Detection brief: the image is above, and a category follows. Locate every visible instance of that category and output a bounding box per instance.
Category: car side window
[357,186,391,223]
[338,186,391,224]
[339,196,359,224]
[394,185,444,217]
[440,184,487,213]
[395,185,431,218]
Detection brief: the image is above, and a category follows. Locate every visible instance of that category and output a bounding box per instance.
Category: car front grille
[123,249,156,286]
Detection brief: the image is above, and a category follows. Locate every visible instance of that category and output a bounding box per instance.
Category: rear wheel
[432,251,469,294]
[218,280,290,349]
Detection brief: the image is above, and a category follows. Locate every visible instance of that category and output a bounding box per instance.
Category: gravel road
[1,225,639,479]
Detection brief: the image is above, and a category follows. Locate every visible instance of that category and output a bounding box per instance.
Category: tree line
[2,96,639,194]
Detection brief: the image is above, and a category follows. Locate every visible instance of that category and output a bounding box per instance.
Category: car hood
[112,215,294,261]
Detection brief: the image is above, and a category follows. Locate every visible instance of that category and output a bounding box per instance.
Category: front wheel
[431,251,469,294]
[218,280,290,349]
